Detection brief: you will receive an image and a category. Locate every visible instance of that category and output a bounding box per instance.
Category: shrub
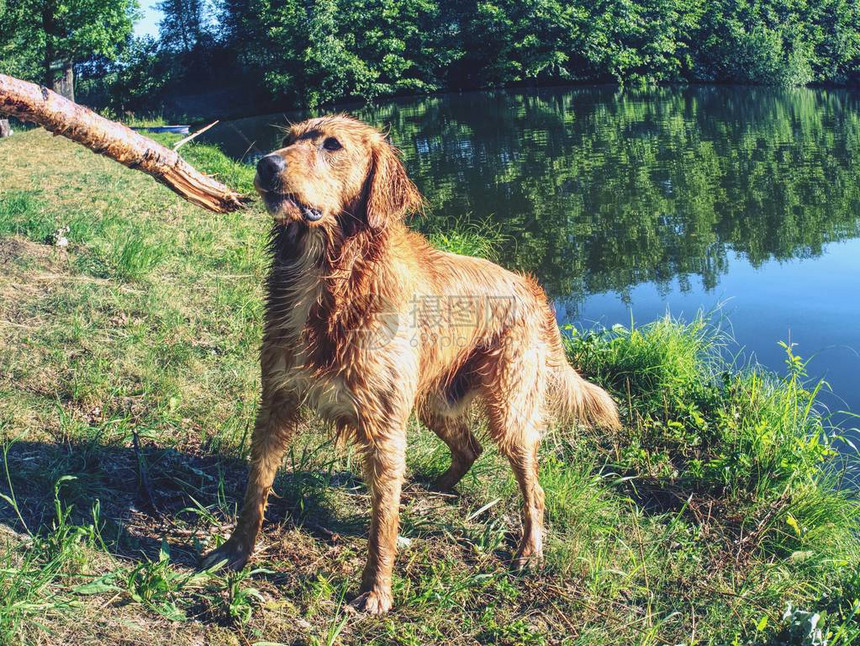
[565,314,840,495]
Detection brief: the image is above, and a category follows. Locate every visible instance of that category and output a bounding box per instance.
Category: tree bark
[0,119,11,138]
[51,62,75,102]
[0,73,249,213]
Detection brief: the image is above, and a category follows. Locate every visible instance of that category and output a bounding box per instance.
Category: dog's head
[255,115,423,232]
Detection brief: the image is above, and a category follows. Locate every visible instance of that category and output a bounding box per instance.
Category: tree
[226,0,454,108]
[77,36,176,114]
[689,0,860,86]
[0,0,43,81]
[563,0,704,84]
[0,0,137,100]
[301,0,456,105]
[157,0,210,55]
[17,0,860,116]
[448,0,583,86]
[215,0,301,99]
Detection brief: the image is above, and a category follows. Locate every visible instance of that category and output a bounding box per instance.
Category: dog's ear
[365,139,423,230]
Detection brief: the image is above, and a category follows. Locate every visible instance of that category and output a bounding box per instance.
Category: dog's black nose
[256,154,286,191]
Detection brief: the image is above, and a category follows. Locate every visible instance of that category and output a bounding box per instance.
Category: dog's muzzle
[255,155,323,222]
[262,192,323,222]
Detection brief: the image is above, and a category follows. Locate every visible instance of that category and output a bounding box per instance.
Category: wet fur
[203,115,621,614]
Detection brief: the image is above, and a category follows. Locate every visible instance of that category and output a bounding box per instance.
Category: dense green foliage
[0,0,136,91]
[156,0,211,55]
[208,0,860,106]
[0,0,42,79]
[4,0,859,113]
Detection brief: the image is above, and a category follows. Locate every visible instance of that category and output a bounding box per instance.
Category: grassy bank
[0,129,858,645]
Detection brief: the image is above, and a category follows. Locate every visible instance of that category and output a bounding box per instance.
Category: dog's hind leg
[202,388,299,571]
[500,437,544,569]
[480,341,548,568]
[420,409,482,492]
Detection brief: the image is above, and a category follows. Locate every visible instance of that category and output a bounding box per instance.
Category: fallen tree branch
[0,74,250,214]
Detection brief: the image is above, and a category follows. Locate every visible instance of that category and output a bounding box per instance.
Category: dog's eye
[322,137,342,152]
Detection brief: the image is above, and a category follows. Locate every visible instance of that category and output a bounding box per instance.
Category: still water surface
[202,86,860,420]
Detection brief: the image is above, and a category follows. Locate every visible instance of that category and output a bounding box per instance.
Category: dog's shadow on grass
[0,439,370,569]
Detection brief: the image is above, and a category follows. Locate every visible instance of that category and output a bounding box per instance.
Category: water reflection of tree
[354,87,860,303]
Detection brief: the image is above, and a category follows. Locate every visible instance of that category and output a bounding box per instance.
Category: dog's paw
[200,537,252,572]
[350,588,393,615]
[513,550,545,572]
[513,553,544,572]
[513,538,544,571]
[431,473,459,493]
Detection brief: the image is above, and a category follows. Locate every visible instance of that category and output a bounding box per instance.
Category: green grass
[423,217,507,261]
[0,190,56,242]
[111,234,165,281]
[0,129,858,645]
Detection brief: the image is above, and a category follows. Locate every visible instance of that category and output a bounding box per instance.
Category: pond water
[201,86,860,424]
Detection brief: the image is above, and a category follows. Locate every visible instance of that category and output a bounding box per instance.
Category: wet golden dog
[203,115,620,614]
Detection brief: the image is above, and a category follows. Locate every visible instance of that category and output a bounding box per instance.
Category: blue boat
[130,125,190,134]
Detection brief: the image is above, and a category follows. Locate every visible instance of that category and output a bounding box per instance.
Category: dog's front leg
[352,426,407,615]
[202,389,299,571]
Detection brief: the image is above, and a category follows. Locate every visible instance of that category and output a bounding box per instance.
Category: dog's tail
[529,277,621,430]
[548,360,621,430]
[549,330,621,436]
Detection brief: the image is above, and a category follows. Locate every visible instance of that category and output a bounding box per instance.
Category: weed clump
[566,317,839,495]
[425,217,506,260]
